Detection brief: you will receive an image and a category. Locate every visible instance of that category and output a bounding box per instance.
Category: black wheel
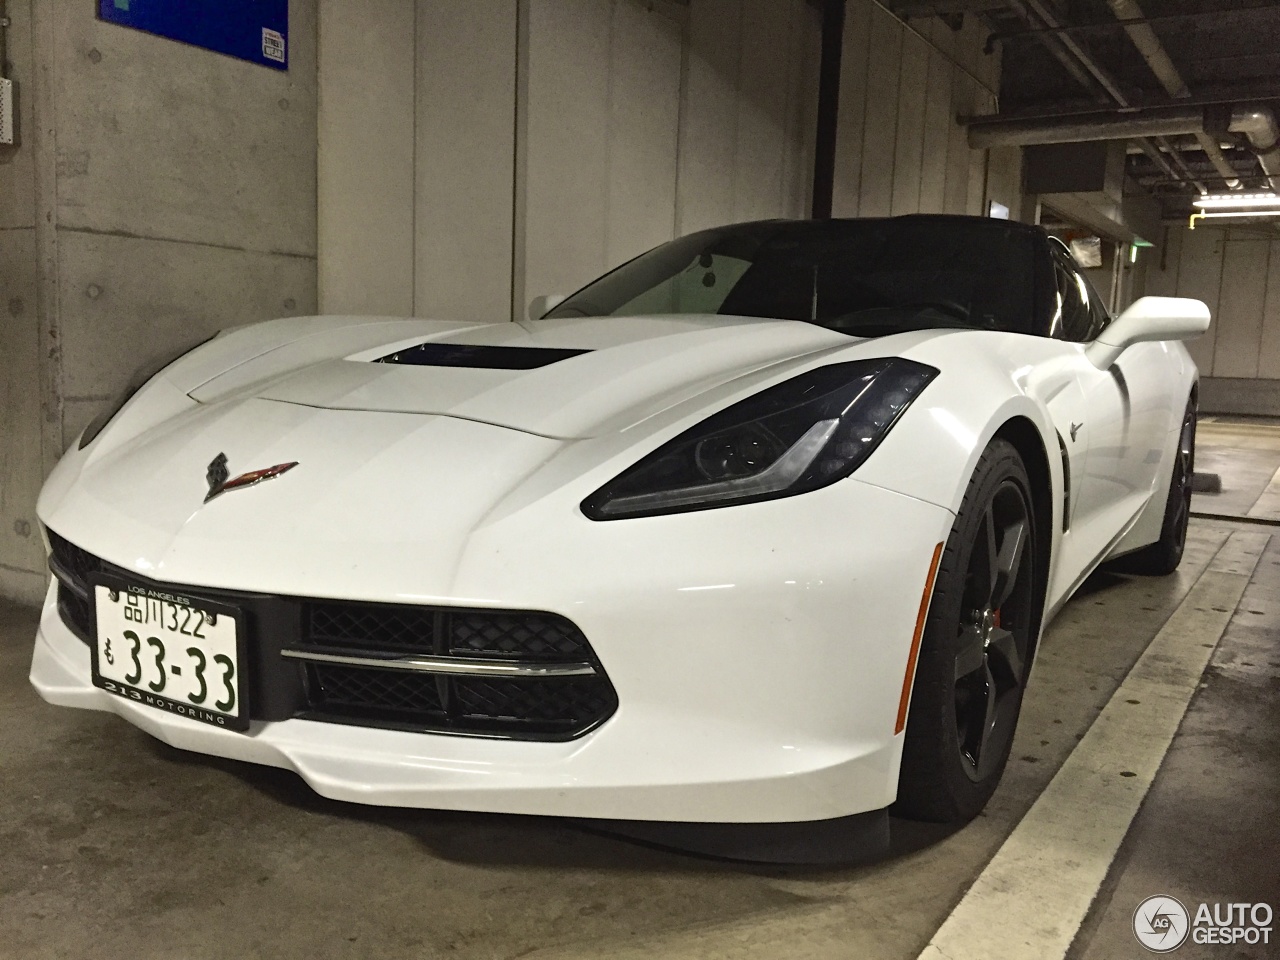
[1109,400,1195,576]
[894,439,1038,824]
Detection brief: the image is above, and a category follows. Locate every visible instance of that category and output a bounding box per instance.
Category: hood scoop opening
[375,342,590,370]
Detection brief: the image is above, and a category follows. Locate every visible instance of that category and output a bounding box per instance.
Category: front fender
[855,341,1063,521]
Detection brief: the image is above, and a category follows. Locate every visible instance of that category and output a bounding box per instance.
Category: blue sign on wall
[99,1,289,71]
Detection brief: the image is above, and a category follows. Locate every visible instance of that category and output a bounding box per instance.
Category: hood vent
[375,342,590,370]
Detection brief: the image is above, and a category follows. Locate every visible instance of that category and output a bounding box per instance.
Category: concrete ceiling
[886,0,1280,220]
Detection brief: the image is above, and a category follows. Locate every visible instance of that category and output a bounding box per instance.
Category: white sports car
[30,215,1208,860]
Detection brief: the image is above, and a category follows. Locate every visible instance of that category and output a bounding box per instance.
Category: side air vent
[375,343,589,369]
[1057,432,1071,532]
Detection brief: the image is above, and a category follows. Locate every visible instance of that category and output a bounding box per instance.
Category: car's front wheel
[894,439,1038,824]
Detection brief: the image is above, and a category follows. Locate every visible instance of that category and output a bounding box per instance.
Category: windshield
[544,217,1040,337]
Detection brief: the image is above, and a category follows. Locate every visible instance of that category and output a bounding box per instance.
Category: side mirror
[1085,296,1210,369]
[527,293,566,321]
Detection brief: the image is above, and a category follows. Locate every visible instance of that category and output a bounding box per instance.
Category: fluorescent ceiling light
[1192,210,1280,219]
[1192,193,1280,209]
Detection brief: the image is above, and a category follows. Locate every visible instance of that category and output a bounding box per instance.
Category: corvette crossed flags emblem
[204,452,299,503]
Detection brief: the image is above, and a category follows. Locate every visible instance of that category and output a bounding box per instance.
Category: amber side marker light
[895,541,945,735]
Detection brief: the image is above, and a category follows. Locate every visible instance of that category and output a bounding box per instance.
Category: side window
[1080,273,1112,340]
[1051,256,1093,342]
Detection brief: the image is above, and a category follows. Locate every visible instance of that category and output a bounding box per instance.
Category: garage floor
[3,421,1278,960]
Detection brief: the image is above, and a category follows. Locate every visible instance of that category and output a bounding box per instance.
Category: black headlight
[581,358,938,519]
[78,333,217,450]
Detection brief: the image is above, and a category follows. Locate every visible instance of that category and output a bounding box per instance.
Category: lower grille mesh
[307,604,437,654]
[453,676,616,727]
[449,612,589,659]
[308,665,447,719]
[305,667,615,735]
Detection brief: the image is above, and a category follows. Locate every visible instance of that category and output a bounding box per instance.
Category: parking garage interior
[2,1,1279,958]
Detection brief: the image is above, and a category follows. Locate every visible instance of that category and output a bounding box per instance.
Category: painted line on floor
[1247,463,1280,522]
[917,530,1269,960]
[1190,511,1280,528]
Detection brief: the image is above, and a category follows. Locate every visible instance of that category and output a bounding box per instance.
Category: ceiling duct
[967,107,1205,148]
[1232,106,1280,192]
[968,105,1280,190]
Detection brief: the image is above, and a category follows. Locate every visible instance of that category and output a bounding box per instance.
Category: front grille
[45,530,617,740]
[49,529,100,584]
[298,600,613,737]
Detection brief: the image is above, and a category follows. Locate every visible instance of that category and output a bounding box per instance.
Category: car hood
[44,315,953,594]
[186,314,915,439]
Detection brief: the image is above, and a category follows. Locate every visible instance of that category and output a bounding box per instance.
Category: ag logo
[1134,895,1190,953]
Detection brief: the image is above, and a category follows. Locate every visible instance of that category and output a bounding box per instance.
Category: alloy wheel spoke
[980,505,999,604]
[990,518,1027,610]
[955,625,986,681]
[976,662,998,767]
[986,627,1023,687]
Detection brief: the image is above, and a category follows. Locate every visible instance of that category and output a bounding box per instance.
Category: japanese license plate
[91,577,247,731]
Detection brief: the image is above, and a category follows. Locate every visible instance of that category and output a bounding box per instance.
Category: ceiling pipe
[1105,0,1240,189]
[1105,0,1187,97]
[1135,138,1183,183]
[985,3,1280,50]
[1018,0,1131,105]
[1002,1,1109,104]
[1194,137,1242,191]
[1154,136,1208,195]
[1231,106,1280,192]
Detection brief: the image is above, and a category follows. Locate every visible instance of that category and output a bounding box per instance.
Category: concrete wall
[1144,226,1280,391]
[0,0,318,603]
[1143,225,1280,415]
[317,0,1015,321]
[0,0,44,604]
[318,0,821,322]
[316,0,415,316]
[831,3,1018,222]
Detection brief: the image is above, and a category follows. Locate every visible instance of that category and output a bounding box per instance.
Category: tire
[894,439,1038,824]
[1108,400,1196,577]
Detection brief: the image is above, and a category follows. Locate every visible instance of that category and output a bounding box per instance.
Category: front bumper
[31,478,953,824]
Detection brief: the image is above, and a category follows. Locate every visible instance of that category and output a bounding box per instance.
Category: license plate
[91,577,248,731]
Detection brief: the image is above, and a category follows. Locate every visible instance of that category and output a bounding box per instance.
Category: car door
[1046,247,1133,532]
[1093,288,1182,502]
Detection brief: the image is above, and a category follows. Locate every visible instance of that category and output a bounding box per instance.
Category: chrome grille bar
[281,648,597,678]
